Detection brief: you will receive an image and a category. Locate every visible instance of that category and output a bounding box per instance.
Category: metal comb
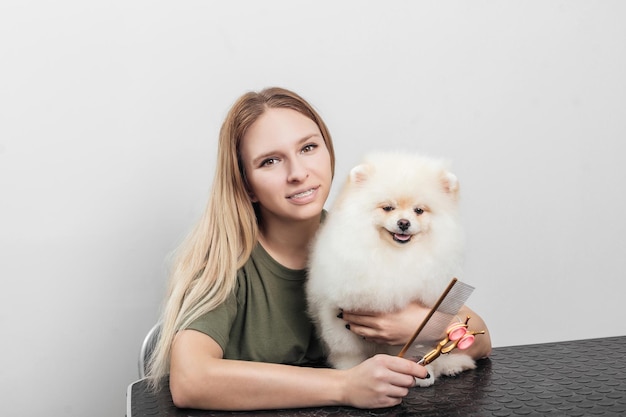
[397,277,475,361]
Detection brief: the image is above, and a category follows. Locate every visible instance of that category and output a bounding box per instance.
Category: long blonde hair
[146,87,335,386]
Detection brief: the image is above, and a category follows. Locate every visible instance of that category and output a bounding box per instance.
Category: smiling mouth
[289,188,316,199]
[392,232,413,244]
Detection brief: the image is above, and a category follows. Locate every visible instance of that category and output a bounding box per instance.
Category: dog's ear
[441,171,460,195]
[349,163,373,184]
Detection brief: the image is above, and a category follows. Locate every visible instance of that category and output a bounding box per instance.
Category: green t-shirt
[186,244,326,366]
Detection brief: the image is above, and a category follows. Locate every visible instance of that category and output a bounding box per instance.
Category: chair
[138,322,161,378]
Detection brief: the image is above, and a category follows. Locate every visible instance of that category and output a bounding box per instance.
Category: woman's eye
[302,143,318,153]
[261,158,278,167]
[414,207,424,215]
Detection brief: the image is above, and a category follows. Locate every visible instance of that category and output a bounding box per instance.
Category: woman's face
[239,107,333,224]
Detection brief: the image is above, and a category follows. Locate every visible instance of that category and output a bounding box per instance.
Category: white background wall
[1,1,625,416]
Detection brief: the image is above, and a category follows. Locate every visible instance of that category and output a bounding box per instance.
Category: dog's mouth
[391,232,413,244]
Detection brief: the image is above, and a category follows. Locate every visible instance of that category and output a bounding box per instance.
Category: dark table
[127,336,626,416]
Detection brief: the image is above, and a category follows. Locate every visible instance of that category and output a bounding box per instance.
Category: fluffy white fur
[306,151,475,387]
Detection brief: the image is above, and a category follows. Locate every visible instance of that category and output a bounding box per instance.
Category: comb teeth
[416,281,474,342]
[438,281,474,315]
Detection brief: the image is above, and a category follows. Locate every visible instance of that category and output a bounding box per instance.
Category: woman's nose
[287,159,309,182]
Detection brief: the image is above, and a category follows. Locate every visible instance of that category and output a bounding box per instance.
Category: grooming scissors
[417,316,485,365]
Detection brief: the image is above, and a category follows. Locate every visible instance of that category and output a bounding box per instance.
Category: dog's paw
[432,354,476,377]
[413,369,436,388]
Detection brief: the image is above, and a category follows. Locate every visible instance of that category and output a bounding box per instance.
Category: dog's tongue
[394,233,411,241]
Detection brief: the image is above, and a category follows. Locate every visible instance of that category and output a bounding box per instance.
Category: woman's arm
[340,303,492,360]
[169,329,429,411]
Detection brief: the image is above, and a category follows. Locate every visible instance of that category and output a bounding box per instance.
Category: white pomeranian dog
[306,151,476,386]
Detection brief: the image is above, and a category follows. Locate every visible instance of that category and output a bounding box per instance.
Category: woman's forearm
[169,330,343,410]
[169,329,428,411]
[171,358,345,410]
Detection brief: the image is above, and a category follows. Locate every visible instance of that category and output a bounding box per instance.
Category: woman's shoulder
[244,243,307,282]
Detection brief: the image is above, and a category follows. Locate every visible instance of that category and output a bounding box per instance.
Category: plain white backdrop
[1,1,625,416]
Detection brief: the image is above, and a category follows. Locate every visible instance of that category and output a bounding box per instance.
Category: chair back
[138,322,161,378]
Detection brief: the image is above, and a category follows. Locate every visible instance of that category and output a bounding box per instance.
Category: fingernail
[337,312,344,319]
[345,324,351,330]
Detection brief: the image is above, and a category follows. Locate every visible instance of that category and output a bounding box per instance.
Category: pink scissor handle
[446,323,468,341]
[456,334,476,350]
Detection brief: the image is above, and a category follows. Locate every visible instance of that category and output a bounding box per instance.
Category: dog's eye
[382,206,395,212]
[414,208,424,215]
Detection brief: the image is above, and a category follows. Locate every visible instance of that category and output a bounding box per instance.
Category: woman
[147,87,491,411]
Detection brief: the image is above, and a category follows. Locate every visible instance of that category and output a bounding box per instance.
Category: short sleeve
[185,289,238,353]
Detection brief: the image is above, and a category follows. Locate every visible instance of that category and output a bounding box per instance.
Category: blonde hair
[146,87,335,386]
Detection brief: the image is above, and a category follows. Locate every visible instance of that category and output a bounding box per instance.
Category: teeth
[291,189,313,199]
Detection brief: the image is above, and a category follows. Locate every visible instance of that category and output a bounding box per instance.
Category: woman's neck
[257,215,322,270]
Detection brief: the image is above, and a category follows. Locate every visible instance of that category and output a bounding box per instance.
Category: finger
[386,385,410,399]
[386,356,430,380]
[368,366,413,395]
[342,311,376,326]
[384,362,428,390]
[387,371,419,389]
[345,323,366,339]
[346,323,384,343]
[343,313,384,331]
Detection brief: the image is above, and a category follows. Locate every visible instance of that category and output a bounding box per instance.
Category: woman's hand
[340,301,432,346]
[341,303,492,360]
[340,354,429,409]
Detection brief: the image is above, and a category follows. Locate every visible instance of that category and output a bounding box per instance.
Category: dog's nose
[397,219,410,231]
